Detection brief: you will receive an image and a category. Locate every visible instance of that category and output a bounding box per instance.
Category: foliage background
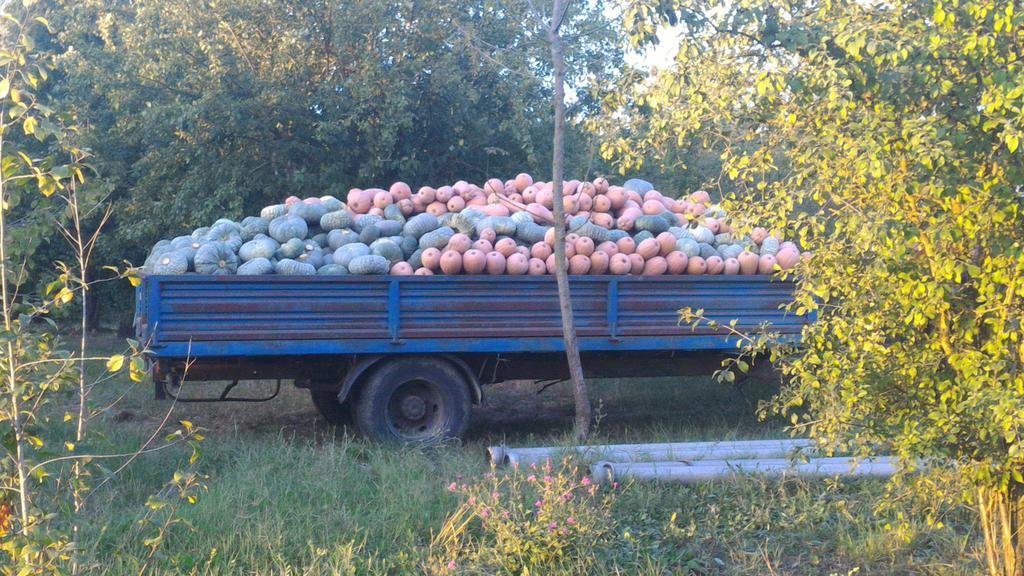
[26,0,630,328]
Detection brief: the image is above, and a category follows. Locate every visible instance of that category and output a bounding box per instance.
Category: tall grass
[49,335,980,574]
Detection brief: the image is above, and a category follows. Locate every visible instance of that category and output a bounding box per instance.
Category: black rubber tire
[353,357,471,443]
[310,390,352,427]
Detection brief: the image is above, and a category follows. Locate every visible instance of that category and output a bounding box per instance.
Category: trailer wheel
[309,390,352,427]
[353,357,471,443]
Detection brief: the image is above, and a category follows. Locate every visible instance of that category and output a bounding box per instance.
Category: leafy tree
[611,0,1024,572]
[0,4,202,572]
[44,0,622,328]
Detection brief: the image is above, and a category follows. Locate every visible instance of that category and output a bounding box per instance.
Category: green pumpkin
[332,243,370,267]
[633,215,670,235]
[320,210,354,231]
[327,229,360,251]
[274,258,316,275]
[348,254,389,275]
[377,220,403,237]
[402,214,439,239]
[240,216,270,241]
[276,238,305,259]
[418,226,455,250]
[320,196,344,212]
[268,215,308,243]
[690,225,715,244]
[193,242,238,275]
[369,239,403,265]
[760,236,780,256]
[237,257,274,275]
[676,238,700,258]
[383,204,406,224]
[288,202,328,224]
[261,204,288,219]
[239,235,279,262]
[153,251,189,275]
[317,263,349,275]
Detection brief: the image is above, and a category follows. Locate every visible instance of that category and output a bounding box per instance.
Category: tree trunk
[547,0,591,440]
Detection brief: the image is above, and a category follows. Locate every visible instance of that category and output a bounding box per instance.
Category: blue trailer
[135,274,803,441]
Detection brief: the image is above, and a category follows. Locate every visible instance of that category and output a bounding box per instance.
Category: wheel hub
[399,394,427,420]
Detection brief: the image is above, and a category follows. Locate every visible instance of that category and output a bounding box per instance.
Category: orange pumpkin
[506,253,529,275]
[589,251,610,274]
[390,262,414,275]
[758,254,778,274]
[495,238,518,257]
[776,248,800,270]
[656,232,676,256]
[569,254,592,275]
[628,253,646,275]
[616,236,636,255]
[688,190,711,205]
[666,252,688,274]
[346,189,373,214]
[372,189,393,209]
[609,253,631,275]
[574,236,595,257]
[435,186,454,203]
[389,182,412,201]
[642,256,668,276]
[596,241,618,257]
[485,178,505,196]
[636,238,661,260]
[447,233,472,254]
[446,195,466,212]
[461,249,486,274]
[686,256,707,275]
[528,257,547,275]
[417,186,437,204]
[426,201,448,216]
[531,242,553,261]
[738,251,759,275]
[439,250,463,275]
[485,251,507,275]
[473,239,494,253]
[606,187,626,210]
[705,256,725,275]
[478,228,497,243]
[421,247,442,271]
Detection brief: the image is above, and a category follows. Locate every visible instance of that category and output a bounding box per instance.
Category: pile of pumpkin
[142,176,802,277]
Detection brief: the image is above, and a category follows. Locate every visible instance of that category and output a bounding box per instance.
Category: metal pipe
[487,438,817,468]
[591,456,898,484]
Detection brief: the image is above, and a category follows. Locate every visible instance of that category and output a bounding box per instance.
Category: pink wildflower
[567,516,576,525]
[527,474,536,483]
[448,482,458,493]
[612,482,620,490]
[447,560,456,570]
[543,475,553,483]
[535,500,543,508]
[581,476,592,486]
[548,522,558,531]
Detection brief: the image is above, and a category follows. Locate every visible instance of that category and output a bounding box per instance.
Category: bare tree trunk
[547,0,591,440]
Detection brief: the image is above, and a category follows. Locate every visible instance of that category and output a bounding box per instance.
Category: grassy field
[49,334,980,575]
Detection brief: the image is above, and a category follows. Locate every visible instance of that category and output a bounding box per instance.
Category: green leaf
[0,77,9,99]
[1007,133,1019,153]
